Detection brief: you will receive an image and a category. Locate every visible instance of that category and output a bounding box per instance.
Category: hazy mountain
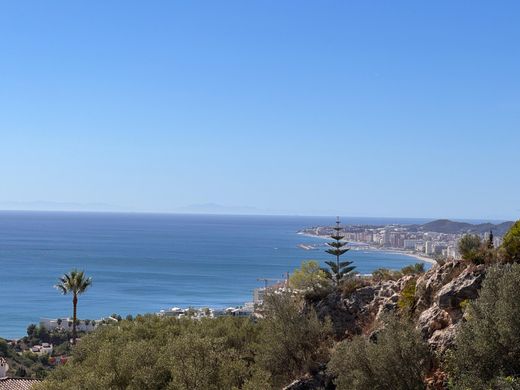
[420,219,514,235]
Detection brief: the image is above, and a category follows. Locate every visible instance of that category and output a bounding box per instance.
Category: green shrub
[289,260,332,301]
[340,277,369,297]
[36,295,333,390]
[257,292,332,388]
[502,220,520,263]
[289,260,330,290]
[328,315,431,390]
[401,263,425,275]
[35,316,264,390]
[447,263,520,389]
[397,279,417,315]
[458,234,485,264]
[372,263,424,283]
[372,268,401,282]
[0,339,8,355]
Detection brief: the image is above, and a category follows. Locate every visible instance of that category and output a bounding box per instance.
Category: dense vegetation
[328,316,430,390]
[30,219,520,389]
[35,294,331,389]
[0,325,74,379]
[447,263,520,389]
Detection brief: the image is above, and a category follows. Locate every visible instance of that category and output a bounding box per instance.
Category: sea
[0,211,434,339]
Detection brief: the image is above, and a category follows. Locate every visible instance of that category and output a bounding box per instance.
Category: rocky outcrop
[311,260,486,352]
[415,260,465,312]
[312,276,412,338]
[428,325,459,353]
[415,263,486,351]
[437,265,485,313]
[418,306,451,338]
[297,261,488,388]
[313,290,359,337]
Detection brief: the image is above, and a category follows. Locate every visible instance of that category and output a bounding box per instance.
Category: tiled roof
[0,378,41,390]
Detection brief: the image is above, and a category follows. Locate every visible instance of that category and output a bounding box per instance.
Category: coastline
[362,247,436,265]
[297,232,437,265]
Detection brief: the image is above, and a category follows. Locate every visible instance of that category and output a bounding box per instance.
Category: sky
[0,1,519,220]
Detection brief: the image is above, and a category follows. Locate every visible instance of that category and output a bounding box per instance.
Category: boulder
[437,265,485,312]
[415,260,465,312]
[313,278,406,338]
[418,306,451,339]
[428,325,458,353]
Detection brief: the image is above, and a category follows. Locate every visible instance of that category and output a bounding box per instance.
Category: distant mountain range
[418,219,514,236]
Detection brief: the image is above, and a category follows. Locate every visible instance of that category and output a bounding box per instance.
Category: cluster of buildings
[303,225,504,260]
[356,228,501,259]
[157,281,291,319]
[39,316,119,333]
[157,302,255,319]
[28,343,53,356]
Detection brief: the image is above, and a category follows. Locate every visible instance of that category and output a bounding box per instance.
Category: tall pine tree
[488,229,494,249]
[322,217,356,285]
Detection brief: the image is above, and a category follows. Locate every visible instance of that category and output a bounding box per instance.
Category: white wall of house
[0,358,9,378]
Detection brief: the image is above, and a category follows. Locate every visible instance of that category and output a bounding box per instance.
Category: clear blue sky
[0,1,518,220]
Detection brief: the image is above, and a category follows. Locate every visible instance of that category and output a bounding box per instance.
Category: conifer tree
[322,217,356,285]
[488,229,494,249]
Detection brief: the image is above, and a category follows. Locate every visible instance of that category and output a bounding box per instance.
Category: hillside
[34,257,520,390]
[34,220,520,389]
[419,219,514,235]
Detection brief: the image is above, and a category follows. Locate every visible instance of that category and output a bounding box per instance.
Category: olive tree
[328,315,430,390]
[448,263,520,389]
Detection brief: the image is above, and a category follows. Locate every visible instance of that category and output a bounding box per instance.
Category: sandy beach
[297,232,437,265]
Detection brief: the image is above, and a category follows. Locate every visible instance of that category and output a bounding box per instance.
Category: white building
[0,357,8,378]
[40,317,102,333]
[425,241,435,255]
[447,245,460,260]
[159,307,185,318]
[30,343,53,356]
[403,239,422,250]
[253,287,267,304]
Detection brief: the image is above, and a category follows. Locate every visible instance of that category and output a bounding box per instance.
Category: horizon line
[0,208,513,224]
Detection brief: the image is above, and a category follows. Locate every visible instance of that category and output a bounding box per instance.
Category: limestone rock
[428,325,458,353]
[415,260,465,312]
[436,265,485,312]
[418,306,451,339]
[313,277,408,338]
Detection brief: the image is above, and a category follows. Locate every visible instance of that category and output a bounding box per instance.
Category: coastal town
[298,219,512,261]
[1,217,518,389]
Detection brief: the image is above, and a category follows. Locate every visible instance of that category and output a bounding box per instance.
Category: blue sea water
[0,211,433,339]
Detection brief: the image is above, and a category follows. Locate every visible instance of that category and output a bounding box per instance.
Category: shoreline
[297,232,437,265]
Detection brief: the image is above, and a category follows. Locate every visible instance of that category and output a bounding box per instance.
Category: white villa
[39,316,117,333]
[30,343,53,355]
[0,358,7,379]
[159,302,255,319]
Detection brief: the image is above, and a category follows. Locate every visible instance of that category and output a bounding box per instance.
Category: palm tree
[322,217,356,285]
[55,269,92,345]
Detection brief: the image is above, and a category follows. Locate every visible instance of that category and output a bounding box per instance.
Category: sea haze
[0,211,432,339]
